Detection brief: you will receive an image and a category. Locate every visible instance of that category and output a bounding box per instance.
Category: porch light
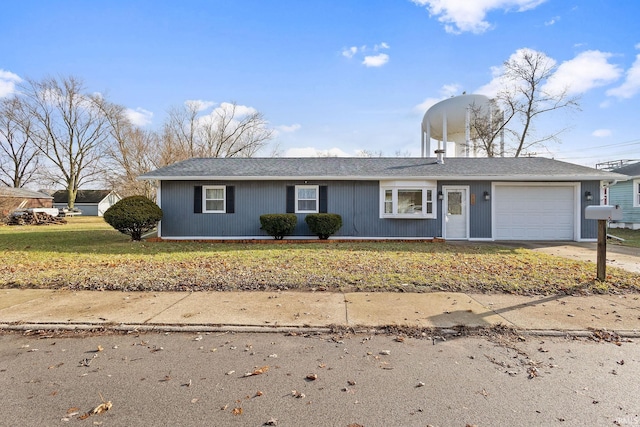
[438,191,444,200]
[483,191,490,201]
[585,191,593,201]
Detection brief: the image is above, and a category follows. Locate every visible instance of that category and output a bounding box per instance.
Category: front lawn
[1,217,639,295]
[608,228,640,248]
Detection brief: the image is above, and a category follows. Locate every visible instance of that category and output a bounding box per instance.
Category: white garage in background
[493,183,578,240]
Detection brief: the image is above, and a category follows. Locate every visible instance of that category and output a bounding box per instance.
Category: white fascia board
[139,174,621,182]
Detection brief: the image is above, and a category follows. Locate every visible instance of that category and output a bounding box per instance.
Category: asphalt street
[1,330,639,427]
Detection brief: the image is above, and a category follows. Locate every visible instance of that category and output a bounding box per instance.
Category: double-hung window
[635,180,640,208]
[380,180,436,219]
[203,185,225,213]
[296,185,318,213]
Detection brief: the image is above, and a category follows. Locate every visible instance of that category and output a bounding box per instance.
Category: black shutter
[226,186,235,213]
[194,186,202,213]
[286,186,295,213]
[319,185,328,213]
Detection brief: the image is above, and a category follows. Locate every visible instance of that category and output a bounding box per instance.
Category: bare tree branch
[0,96,40,187]
[472,49,580,157]
[20,76,111,208]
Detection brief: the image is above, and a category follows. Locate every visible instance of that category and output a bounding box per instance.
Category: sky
[1,0,639,167]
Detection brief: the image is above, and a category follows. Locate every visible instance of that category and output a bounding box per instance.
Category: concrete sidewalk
[2,289,639,337]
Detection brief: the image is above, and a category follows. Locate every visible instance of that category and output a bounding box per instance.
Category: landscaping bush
[103,196,162,241]
[305,213,343,239]
[260,213,297,240]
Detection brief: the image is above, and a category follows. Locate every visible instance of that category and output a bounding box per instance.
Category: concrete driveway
[492,241,640,274]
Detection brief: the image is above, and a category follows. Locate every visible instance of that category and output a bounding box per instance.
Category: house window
[380,181,436,219]
[635,180,640,208]
[203,185,225,213]
[296,185,318,213]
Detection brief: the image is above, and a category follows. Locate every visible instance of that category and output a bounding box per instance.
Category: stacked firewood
[6,211,67,225]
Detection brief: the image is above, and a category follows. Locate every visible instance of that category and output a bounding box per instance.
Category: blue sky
[1,0,639,166]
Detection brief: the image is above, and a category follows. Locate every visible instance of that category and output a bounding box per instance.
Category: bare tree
[468,98,508,157]
[473,49,579,157]
[20,76,111,208]
[99,101,159,199]
[160,101,274,164]
[0,96,39,187]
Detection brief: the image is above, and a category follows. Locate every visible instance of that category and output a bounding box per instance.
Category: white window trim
[203,185,226,213]
[295,185,319,214]
[634,179,640,208]
[379,180,436,219]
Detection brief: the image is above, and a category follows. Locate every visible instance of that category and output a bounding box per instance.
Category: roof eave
[138,174,628,182]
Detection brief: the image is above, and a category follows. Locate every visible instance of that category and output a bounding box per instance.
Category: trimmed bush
[103,196,163,241]
[305,213,343,240]
[260,213,297,240]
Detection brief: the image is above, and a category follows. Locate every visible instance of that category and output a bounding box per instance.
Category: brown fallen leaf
[232,407,243,416]
[91,401,112,415]
[97,345,104,352]
[66,407,80,414]
[244,366,269,377]
[306,373,318,381]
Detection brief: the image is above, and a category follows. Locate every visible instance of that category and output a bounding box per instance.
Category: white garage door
[494,185,576,240]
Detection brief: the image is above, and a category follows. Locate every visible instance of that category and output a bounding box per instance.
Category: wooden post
[596,219,607,281]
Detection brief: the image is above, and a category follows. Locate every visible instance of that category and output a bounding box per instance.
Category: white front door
[443,187,469,240]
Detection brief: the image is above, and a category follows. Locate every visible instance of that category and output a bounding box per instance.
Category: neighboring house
[138,157,628,242]
[609,162,640,230]
[52,190,122,217]
[0,187,53,217]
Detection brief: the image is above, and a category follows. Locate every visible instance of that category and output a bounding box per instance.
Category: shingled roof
[139,157,629,182]
[52,190,115,204]
[613,161,640,178]
[0,187,53,199]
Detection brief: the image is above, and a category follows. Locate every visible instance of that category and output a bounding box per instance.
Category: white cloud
[363,53,389,67]
[0,69,22,98]
[126,107,154,126]
[606,52,640,99]
[415,83,463,112]
[275,124,301,133]
[475,49,620,100]
[544,16,559,26]
[213,102,257,118]
[342,46,358,58]
[475,65,504,98]
[185,99,216,112]
[543,50,621,96]
[411,0,547,34]
[343,43,390,67]
[592,129,612,137]
[284,147,351,157]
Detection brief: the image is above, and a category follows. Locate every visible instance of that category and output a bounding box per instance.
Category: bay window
[380,180,436,219]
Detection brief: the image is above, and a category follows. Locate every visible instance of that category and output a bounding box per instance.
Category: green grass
[607,228,640,248]
[1,217,639,295]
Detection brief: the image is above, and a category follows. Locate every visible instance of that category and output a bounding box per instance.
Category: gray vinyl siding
[158,179,597,240]
[159,180,443,238]
[609,179,640,225]
[581,181,601,239]
[54,202,99,216]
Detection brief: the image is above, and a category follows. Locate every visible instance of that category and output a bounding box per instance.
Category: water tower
[421,94,502,159]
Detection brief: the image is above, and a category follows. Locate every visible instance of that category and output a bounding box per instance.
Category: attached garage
[493,184,577,240]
